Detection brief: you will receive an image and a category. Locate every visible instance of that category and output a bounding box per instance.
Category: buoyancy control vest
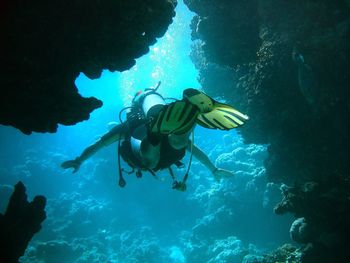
[117,82,193,191]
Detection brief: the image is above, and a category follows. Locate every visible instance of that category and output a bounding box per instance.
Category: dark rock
[0,184,13,212]
[0,0,177,134]
[0,181,46,263]
[184,0,261,66]
[186,0,350,261]
[290,217,310,244]
[274,181,350,261]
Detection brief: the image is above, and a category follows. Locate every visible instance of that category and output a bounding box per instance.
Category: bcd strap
[118,140,126,188]
[171,131,194,192]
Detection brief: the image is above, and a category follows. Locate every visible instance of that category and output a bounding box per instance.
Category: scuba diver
[61,82,249,191]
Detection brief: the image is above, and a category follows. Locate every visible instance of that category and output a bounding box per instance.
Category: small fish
[292,49,318,106]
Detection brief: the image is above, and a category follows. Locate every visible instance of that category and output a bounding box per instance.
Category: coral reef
[182,232,262,263]
[23,227,163,263]
[10,133,291,263]
[181,136,292,262]
[0,181,46,263]
[261,244,301,263]
[185,0,350,261]
[0,0,176,134]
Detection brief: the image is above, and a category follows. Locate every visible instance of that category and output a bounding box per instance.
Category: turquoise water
[0,1,293,262]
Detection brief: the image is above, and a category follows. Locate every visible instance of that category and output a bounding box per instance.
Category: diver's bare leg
[187,142,216,172]
[187,142,234,180]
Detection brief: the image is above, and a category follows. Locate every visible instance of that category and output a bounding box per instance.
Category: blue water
[0,1,293,262]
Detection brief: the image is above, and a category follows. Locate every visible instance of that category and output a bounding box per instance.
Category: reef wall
[0,0,176,134]
[185,0,350,261]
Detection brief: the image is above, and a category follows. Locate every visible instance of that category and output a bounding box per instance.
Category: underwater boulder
[289,217,311,244]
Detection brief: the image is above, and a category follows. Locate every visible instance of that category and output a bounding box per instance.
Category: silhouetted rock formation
[0,181,46,263]
[185,0,260,66]
[274,180,350,262]
[0,0,176,134]
[186,0,350,261]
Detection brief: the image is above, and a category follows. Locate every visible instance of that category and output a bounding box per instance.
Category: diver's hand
[212,168,234,181]
[61,158,81,173]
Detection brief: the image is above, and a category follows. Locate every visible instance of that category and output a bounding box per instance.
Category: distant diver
[292,48,318,106]
[61,82,249,191]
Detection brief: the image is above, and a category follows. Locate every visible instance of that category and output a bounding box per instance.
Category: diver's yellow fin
[183,88,215,113]
[197,102,249,130]
[183,88,249,130]
[150,101,199,135]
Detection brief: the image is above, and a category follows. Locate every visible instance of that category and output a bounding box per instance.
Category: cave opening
[0,1,298,262]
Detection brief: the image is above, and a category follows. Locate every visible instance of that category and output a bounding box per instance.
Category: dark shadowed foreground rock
[186,0,350,261]
[0,181,46,263]
[0,0,176,134]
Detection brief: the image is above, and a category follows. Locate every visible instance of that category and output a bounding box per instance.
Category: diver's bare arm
[61,124,127,172]
[78,124,127,162]
[187,142,234,180]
